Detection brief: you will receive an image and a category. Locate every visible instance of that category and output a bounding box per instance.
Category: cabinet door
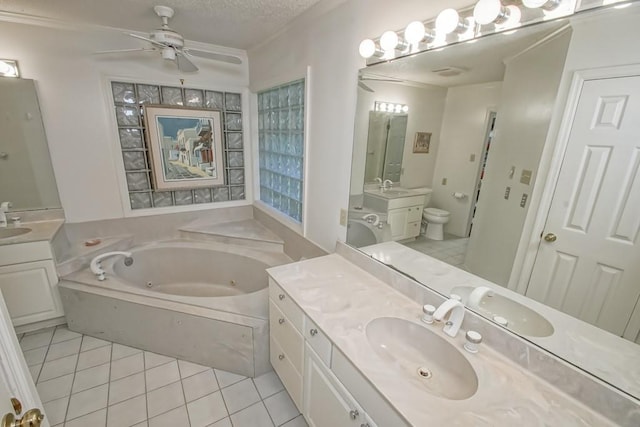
[0,260,62,326]
[387,208,409,241]
[303,344,363,427]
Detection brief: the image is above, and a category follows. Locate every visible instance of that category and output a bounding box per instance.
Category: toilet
[412,187,451,241]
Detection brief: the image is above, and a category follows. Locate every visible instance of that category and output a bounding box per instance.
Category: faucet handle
[11,217,21,227]
[422,304,436,324]
[464,330,482,353]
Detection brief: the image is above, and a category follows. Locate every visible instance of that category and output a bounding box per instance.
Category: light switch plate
[470,154,476,162]
[520,193,528,208]
[504,186,511,200]
[339,209,347,226]
[442,178,447,185]
[520,169,532,185]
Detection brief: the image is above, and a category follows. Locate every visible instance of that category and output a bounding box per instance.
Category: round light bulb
[435,9,461,34]
[359,39,376,59]
[404,21,426,44]
[379,103,387,111]
[504,5,521,27]
[380,31,399,51]
[473,0,503,25]
[402,105,409,113]
[395,105,402,113]
[522,0,554,8]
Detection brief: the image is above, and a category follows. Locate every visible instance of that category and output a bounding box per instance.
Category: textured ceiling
[0,0,324,49]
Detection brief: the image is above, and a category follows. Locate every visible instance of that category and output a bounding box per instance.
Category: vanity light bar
[374,101,409,114]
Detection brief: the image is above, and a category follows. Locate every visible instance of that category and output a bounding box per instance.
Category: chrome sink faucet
[382,179,393,190]
[375,177,383,187]
[0,202,11,228]
[90,251,133,281]
[467,286,494,309]
[433,298,465,337]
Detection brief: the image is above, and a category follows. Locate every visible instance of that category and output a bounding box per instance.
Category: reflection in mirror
[364,111,407,183]
[348,4,640,399]
[0,79,61,211]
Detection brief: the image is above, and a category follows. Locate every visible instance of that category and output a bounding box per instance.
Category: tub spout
[90,251,133,281]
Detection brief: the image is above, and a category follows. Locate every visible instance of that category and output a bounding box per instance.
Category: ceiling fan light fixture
[161,47,176,60]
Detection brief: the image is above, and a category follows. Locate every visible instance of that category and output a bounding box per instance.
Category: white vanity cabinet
[0,241,63,326]
[269,278,405,427]
[388,205,423,241]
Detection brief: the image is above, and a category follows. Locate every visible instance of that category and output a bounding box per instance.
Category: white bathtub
[59,239,292,377]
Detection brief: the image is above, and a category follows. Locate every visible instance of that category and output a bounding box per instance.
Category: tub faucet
[90,251,133,281]
[382,179,393,190]
[433,298,465,337]
[362,213,380,226]
[0,202,11,227]
[467,286,494,309]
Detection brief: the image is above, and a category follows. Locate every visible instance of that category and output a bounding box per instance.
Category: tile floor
[403,234,469,270]
[19,325,307,427]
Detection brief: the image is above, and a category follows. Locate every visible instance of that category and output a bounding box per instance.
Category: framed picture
[413,132,432,153]
[144,105,224,190]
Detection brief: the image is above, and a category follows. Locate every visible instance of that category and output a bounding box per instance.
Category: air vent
[430,66,468,77]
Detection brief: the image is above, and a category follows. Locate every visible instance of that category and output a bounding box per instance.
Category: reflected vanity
[347,3,640,400]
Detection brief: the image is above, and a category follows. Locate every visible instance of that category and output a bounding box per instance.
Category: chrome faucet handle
[11,217,21,227]
[422,304,436,324]
[464,330,483,353]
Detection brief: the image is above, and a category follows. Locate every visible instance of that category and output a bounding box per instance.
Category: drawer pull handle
[278,318,285,324]
[278,354,285,360]
[349,409,359,420]
[309,328,318,336]
[278,294,285,300]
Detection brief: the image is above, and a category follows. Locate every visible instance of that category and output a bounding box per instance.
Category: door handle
[2,397,45,427]
[544,233,557,242]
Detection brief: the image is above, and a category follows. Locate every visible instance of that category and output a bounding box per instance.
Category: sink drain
[417,367,432,379]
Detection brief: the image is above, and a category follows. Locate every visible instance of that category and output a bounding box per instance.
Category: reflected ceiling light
[359,39,383,59]
[473,0,511,25]
[522,0,562,11]
[374,101,408,113]
[380,30,408,52]
[0,59,20,78]
[435,9,470,35]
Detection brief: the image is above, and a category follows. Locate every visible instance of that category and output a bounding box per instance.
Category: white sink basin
[366,317,478,400]
[365,188,414,199]
[451,286,554,337]
[0,227,31,239]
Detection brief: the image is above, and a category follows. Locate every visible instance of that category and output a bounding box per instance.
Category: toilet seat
[423,207,449,217]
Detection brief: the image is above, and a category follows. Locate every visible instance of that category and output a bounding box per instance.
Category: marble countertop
[267,253,615,426]
[0,219,64,246]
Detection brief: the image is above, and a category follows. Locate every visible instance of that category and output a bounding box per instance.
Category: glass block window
[111,82,246,209]
[258,79,305,222]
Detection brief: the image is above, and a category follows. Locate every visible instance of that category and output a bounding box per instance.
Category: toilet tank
[411,187,433,208]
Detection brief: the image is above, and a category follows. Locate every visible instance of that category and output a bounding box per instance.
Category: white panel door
[527,75,640,339]
[388,208,409,240]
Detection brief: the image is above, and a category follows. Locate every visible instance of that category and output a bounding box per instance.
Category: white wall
[248,0,470,251]
[465,30,572,285]
[430,82,503,237]
[350,81,447,195]
[0,20,249,223]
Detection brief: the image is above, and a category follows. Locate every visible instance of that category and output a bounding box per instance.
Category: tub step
[179,219,285,252]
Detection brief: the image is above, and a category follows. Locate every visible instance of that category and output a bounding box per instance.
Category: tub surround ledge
[267,254,619,426]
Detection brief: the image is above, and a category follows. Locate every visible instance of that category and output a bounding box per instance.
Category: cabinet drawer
[407,221,421,238]
[0,241,53,265]
[304,316,331,367]
[269,278,304,332]
[270,335,303,411]
[406,205,423,223]
[269,300,304,372]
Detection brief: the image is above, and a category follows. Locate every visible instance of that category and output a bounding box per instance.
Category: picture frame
[413,132,431,153]
[144,105,224,190]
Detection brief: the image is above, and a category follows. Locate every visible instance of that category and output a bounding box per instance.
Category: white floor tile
[77,346,112,371]
[214,368,246,388]
[29,364,42,381]
[36,373,73,403]
[263,390,299,426]
[182,369,218,402]
[23,346,48,366]
[281,415,308,427]
[229,402,274,427]
[39,354,78,382]
[42,396,69,426]
[186,392,228,427]
[72,363,110,393]
[111,352,144,381]
[146,381,185,418]
[210,417,232,427]
[64,408,106,427]
[52,327,82,344]
[106,394,147,427]
[178,360,210,378]
[45,337,81,362]
[66,383,108,420]
[80,336,111,352]
[144,351,175,369]
[111,343,142,361]
[221,378,261,414]
[253,370,284,399]
[148,405,189,427]
[145,360,180,391]
[109,372,146,406]
[131,423,148,427]
[20,329,54,351]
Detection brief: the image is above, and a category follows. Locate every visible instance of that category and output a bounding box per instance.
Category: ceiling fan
[95,5,242,72]
[358,74,404,92]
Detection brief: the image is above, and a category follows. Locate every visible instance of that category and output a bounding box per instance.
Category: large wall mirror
[0,78,61,211]
[348,3,640,400]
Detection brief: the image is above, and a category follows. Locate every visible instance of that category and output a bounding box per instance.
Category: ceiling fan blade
[183,48,242,65]
[358,81,374,92]
[128,33,165,48]
[94,48,155,55]
[176,52,199,73]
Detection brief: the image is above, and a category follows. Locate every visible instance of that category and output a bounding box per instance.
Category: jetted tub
[59,239,292,377]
